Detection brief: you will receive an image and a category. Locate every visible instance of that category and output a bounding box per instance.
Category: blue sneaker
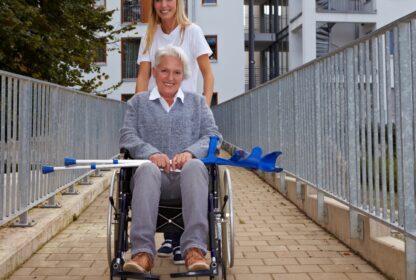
[157,239,173,257]
[173,246,185,265]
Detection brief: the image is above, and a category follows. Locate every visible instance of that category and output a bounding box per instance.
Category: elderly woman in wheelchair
[116,44,229,279]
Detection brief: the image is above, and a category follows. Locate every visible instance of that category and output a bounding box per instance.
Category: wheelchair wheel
[220,168,234,268]
[107,170,120,270]
[212,260,226,280]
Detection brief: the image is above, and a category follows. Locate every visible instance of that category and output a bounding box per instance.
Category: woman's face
[154,0,177,22]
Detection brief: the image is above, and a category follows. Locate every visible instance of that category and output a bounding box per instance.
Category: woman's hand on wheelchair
[149,153,171,173]
[172,152,192,171]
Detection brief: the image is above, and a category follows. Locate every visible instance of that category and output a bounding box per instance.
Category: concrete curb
[0,170,113,280]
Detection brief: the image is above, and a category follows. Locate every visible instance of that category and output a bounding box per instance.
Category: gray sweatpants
[130,159,209,259]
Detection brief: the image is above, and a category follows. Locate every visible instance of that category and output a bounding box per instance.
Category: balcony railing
[316,0,376,13]
[244,15,288,33]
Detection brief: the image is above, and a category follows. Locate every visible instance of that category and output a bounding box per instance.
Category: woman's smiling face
[154,0,177,22]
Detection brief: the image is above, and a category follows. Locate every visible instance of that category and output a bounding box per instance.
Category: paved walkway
[7,167,387,280]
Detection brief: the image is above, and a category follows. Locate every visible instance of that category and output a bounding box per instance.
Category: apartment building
[245,0,416,89]
[91,0,245,103]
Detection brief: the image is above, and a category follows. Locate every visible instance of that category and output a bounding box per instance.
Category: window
[202,0,217,5]
[122,38,141,79]
[122,0,141,23]
[205,35,218,61]
[94,42,106,64]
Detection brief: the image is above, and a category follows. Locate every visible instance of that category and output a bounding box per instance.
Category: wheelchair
[106,155,235,280]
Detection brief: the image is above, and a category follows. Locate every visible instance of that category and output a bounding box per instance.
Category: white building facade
[244,0,416,88]
[289,0,416,69]
[92,0,245,104]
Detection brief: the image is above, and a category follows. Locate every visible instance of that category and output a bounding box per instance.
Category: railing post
[62,184,79,195]
[40,195,61,208]
[346,46,363,240]
[314,61,327,225]
[398,21,416,279]
[13,79,34,227]
[79,175,92,185]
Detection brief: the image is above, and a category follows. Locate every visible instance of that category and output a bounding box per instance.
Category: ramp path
[7,166,387,280]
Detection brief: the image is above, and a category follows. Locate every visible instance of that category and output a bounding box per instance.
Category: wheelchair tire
[220,168,234,268]
[107,170,120,270]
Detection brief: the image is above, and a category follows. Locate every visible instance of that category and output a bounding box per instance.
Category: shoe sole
[123,263,150,273]
[187,262,210,271]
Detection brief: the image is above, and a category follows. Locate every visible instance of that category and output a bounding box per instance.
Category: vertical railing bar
[45,86,51,197]
[359,43,367,209]
[372,36,381,217]
[35,83,40,200]
[321,60,327,191]
[353,45,360,205]
[398,21,416,279]
[385,30,396,224]
[294,72,299,179]
[0,75,5,221]
[309,67,314,182]
[41,85,47,197]
[326,58,332,193]
[329,57,335,195]
[18,79,30,218]
[328,57,334,193]
[7,78,13,213]
[365,40,374,213]
[300,70,305,179]
[315,61,325,224]
[408,19,416,279]
[335,53,342,198]
[338,52,344,199]
[342,49,349,199]
[12,79,19,208]
[393,26,405,226]
[378,33,388,220]
[347,45,361,239]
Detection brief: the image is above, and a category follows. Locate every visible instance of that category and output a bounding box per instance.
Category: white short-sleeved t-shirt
[137,23,212,94]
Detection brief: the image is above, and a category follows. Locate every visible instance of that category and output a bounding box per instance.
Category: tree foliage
[0,0,132,92]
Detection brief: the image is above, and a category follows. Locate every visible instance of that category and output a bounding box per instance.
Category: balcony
[316,0,376,13]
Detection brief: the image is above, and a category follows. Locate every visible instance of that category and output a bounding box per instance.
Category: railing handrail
[0,70,123,104]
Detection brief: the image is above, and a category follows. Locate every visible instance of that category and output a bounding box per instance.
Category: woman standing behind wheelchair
[136,0,214,106]
[135,0,215,265]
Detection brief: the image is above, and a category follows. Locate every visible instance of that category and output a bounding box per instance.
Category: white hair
[154,44,191,79]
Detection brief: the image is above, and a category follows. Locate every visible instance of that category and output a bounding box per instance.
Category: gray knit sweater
[119,91,222,159]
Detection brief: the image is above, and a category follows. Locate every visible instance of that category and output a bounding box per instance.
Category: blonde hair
[143,0,191,54]
[154,44,190,79]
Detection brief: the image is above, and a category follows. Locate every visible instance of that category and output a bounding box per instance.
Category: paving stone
[273,273,312,280]
[309,273,350,280]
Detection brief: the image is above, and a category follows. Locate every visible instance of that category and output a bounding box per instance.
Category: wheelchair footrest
[170,269,212,278]
[112,271,160,279]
